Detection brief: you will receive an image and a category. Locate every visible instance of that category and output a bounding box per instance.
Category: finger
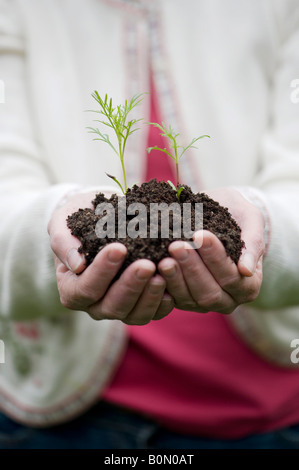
[169,239,235,313]
[153,293,175,320]
[196,231,261,304]
[57,243,127,310]
[158,257,196,309]
[195,230,240,285]
[87,259,156,321]
[123,275,166,325]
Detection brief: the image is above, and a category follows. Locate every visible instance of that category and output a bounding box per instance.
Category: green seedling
[167,180,185,200]
[147,122,210,199]
[87,91,145,194]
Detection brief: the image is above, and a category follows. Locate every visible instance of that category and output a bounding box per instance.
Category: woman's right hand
[47,191,174,325]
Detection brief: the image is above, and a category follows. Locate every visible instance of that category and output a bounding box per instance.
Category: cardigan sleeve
[250,0,299,310]
[0,0,83,320]
[228,0,299,365]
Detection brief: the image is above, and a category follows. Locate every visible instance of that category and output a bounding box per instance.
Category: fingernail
[161,261,177,278]
[66,248,84,272]
[241,252,256,275]
[171,243,189,262]
[148,280,165,294]
[136,266,154,281]
[107,245,126,264]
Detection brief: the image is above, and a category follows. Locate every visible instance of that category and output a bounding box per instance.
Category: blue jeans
[1,401,299,449]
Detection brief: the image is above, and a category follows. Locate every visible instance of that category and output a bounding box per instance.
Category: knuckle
[221,304,237,315]
[234,280,261,305]
[196,289,222,309]
[85,308,102,321]
[220,274,240,291]
[100,304,128,320]
[87,305,110,320]
[186,265,201,279]
[75,280,99,304]
[124,283,143,297]
[60,283,98,311]
[248,276,262,300]
[59,294,75,310]
[244,285,260,303]
[112,309,128,320]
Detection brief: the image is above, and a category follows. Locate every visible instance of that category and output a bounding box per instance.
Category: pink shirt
[102,88,299,439]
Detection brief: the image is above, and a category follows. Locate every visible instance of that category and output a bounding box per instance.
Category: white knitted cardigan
[0,0,299,426]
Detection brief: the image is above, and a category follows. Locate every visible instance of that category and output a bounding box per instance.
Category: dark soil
[67,179,245,275]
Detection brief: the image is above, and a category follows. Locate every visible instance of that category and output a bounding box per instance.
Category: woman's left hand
[158,188,265,314]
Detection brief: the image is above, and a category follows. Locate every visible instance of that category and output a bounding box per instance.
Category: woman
[1,0,299,449]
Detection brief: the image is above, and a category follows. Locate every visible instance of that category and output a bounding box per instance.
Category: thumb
[50,232,86,274]
[238,251,260,277]
[65,247,86,273]
[237,225,265,277]
[48,215,86,275]
[47,190,101,274]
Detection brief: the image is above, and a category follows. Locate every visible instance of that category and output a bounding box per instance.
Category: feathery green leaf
[88,91,146,193]
[148,122,210,189]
